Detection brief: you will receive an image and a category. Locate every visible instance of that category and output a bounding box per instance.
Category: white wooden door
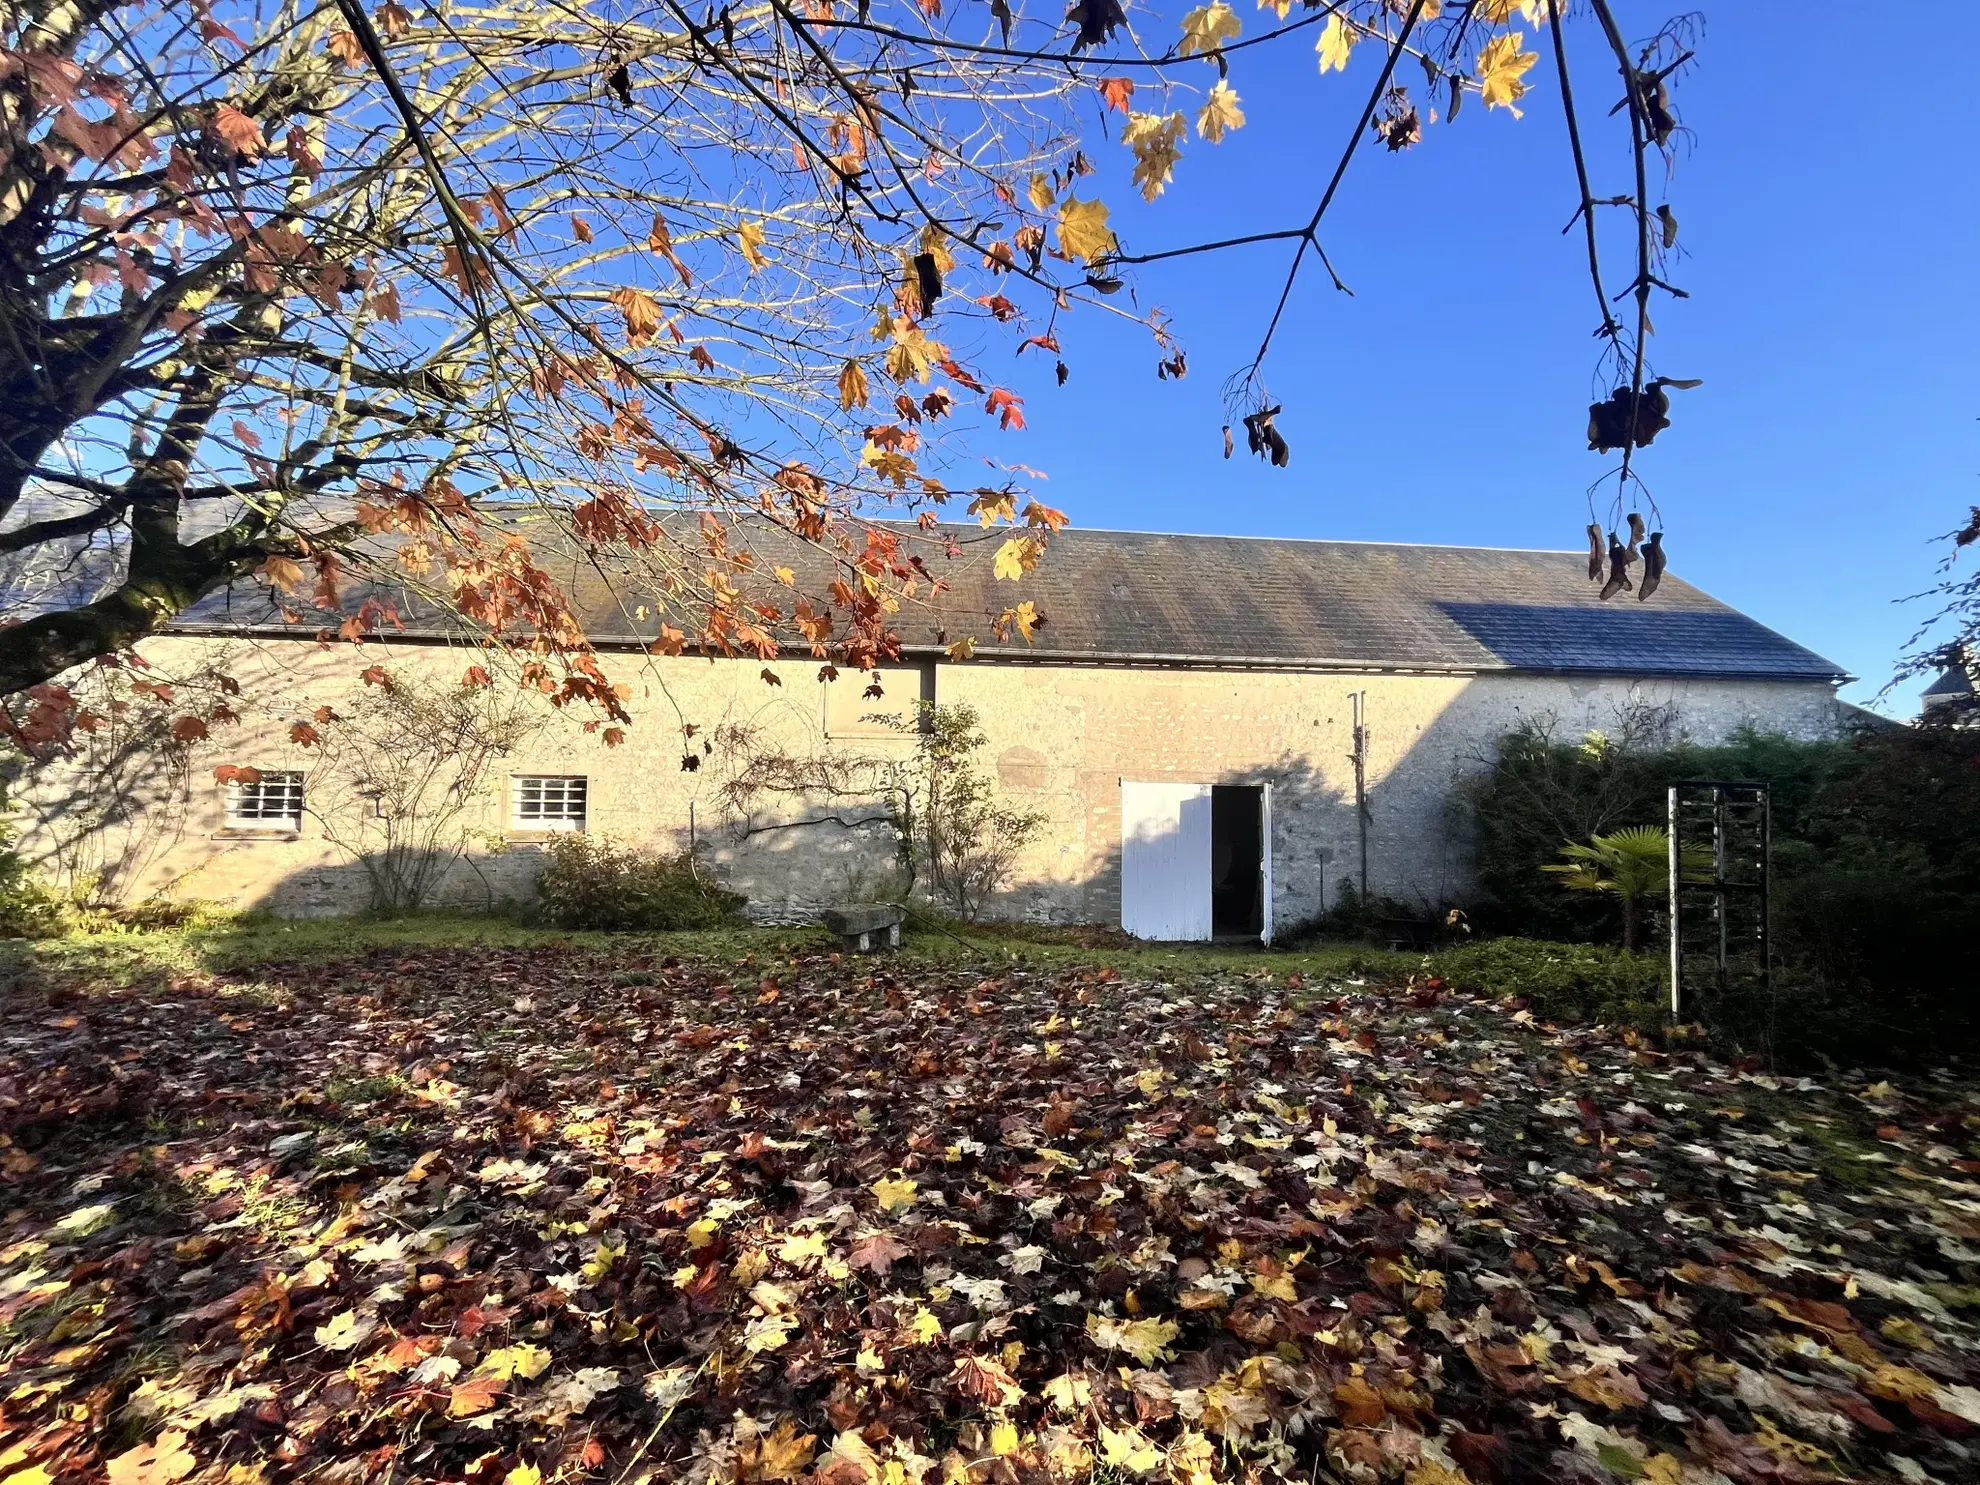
[1120,781,1213,940]
[1260,783,1274,945]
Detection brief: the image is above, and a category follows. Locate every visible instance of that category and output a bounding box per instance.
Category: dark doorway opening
[1210,785,1264,939]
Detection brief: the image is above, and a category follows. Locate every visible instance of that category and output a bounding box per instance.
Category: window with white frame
[225,771,306,831]
[512,775,588,832]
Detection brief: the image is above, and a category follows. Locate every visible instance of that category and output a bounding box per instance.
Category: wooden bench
[821,903,905,953]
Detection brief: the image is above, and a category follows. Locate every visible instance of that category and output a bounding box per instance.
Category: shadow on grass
[4,908,1428,988]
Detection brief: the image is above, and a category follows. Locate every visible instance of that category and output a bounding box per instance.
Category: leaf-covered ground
[4,947,1979,1485]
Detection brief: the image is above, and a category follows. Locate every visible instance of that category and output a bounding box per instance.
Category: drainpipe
[1350,691,1369,903]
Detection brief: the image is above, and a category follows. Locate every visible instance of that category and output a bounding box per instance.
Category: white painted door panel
[1120,782,1213,941]
[1260,783,1274,946]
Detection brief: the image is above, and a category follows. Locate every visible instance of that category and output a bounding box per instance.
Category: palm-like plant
[1543,825,1713,952]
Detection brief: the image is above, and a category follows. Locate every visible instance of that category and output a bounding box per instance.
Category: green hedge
[1461,719,1980,1068]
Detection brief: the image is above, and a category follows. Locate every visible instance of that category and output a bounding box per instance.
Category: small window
[823,666,927,739]
[226,771,305,831]
[512,775,587,832]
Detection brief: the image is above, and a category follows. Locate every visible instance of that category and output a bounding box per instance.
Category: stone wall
[10,634,1844,925]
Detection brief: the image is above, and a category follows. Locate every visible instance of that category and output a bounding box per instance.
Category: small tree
[303,669,537,914]
[911,703,1046,922]
[1543,824,1709,953]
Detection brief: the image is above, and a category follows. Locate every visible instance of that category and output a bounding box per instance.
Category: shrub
[1462,717,1980,1068]
[533,836,745,931]
[1429,938,1665,1027]
[0,848,70,938]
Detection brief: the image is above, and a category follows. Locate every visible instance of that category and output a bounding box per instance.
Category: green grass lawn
[1,909,1429,987]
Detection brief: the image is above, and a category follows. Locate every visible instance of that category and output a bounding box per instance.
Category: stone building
[9,527,1849,938]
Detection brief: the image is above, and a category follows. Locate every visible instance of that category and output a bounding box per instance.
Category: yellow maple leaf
[1008,601,1041,642]
[1256,0,1291,18]
[1196,81,1245,143]
[1316,14,1355,73]
[1097,1425,1163,1474]
[994,536,1041,581]
[946,637,977,661]
[1042,1372,1091,1411]
[779,1230,830,1265]
[736,218,769,269]
[106,1432,196,1485]
[907,1306,943,1342]
[1477,32,1537,115]
[883,323,947,383]
[1056,196,1116,265]
[1178,2,1240,58]
[505,1467,541,1485]
[872,1175,918,1211]
[1027,172,1057,211]
[1480,0,1549,22]
[1123,111,1187,201]
[1086,1312,1179,1365]
[837,359,869,410]
[988,1419,1020,1457]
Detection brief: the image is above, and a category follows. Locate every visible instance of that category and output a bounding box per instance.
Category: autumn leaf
[289,721,320,747]
[1196,81,1245,143]
[951,1354,1024,1407]
[1122,111,1187,201]
[1178,2,1239,58]
[105,1432,195,1485]
[738,1419,817,1482]
[1005,600,1041,641]
[1043,1372,1092,1411]
[313,1309,375,1351]
[1316,14,1355,73]
[1097,76,1134,113]
[505,1467,541,1485]
[872,1175,918,1211]
[258,555,304,592]
[210,103,263,157]
[449,1374,506,1417]
[847,1229,911,1274]
[994,536,1041,581]
[1098,1425,1162,1474]
[1056,196,1116,265]
[946,637,977,661]
[837,360,870,410]
[1480,0,1550,22]
[1086,1312,1179,1365]
[1477,32,1538,115]
[1027,172,1057,211]
[813,1431,881,1485]
[736,219,769,269]
[985,387,1025,430]
[609,285,663,346]
[170,716,209,743]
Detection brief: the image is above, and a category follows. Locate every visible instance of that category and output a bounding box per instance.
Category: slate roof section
[174,521,1848,682]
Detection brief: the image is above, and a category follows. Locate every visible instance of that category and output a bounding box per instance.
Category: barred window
[226,771,305,830]
[512,775,587,832]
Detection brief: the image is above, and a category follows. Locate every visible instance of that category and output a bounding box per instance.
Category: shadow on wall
[36,674,1827,933]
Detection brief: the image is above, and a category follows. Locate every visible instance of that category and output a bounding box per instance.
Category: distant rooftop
[174,519,1848,683]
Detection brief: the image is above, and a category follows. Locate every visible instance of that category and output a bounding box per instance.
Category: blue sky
[980,6,1979,715]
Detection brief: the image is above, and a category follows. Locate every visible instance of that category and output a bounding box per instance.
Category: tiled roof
[174,520,1847,682]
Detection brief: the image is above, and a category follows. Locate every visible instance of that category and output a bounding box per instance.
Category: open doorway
[1211,785,1265,940]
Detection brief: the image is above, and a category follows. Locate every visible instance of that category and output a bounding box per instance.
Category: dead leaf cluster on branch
[2,0,1705,750]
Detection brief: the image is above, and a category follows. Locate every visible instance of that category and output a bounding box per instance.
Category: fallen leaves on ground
[3,947,1978,1483]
